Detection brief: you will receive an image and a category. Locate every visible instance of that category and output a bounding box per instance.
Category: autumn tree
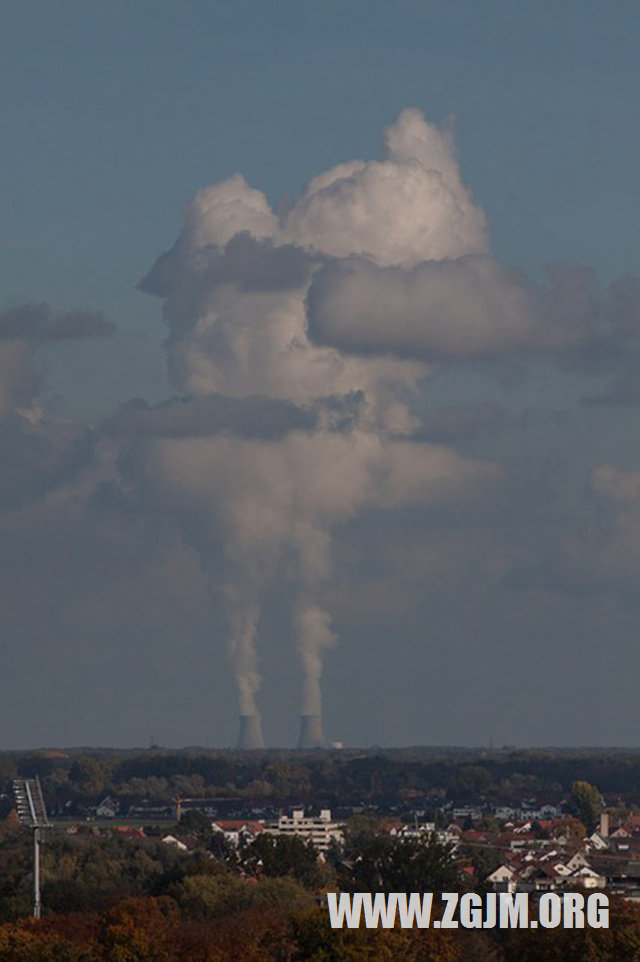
[568,780,602,834]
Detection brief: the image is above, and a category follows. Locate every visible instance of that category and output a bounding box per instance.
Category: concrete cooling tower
[237,713,264,749]
[297,713,326,749]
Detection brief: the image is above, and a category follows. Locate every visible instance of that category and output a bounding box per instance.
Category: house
[162,834,199,852]
[588,831,610,852]
[96,796,119,818]
[212,820,265,847]
[486,864,517,892]
[568,866,606,890]
[566,851,592,872]
[112,826,145,839]
[519,863,561,892]
[392,822,436,839]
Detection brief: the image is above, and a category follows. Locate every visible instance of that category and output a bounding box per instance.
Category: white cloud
[286,108,487,266]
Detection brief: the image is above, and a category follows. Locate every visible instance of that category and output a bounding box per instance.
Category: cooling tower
[297,713,326,749]
[237,713,264,749]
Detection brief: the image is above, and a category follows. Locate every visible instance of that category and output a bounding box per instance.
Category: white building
[268,808,343,854]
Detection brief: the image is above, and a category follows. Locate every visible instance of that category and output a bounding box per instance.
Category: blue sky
[3,1,639,415]
[2,2,640,748]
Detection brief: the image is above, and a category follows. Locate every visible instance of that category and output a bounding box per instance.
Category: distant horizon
[6,744,640,755]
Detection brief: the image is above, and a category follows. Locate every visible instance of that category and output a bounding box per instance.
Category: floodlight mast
[12,778,49,919]
[33,826,41,918]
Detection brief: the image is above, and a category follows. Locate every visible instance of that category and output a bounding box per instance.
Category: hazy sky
[2,1,640,749]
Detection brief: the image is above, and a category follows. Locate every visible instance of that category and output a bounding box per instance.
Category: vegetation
[0,748,639,959]
[2,746,640,819]
[0,895,638,961]
[568,781,603,834]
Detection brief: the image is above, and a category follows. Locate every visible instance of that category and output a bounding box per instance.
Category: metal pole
[33,827,41,918]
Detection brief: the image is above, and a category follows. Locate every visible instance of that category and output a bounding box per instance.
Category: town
[2,746,640,957]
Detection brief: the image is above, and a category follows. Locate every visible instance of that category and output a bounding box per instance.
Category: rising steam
[140,108,502,741]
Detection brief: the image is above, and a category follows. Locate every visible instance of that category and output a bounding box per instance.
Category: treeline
[2,747,640,811]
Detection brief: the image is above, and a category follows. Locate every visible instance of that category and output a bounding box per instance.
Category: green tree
[341,834,459,893]
[172,872,313,920]
[175,809,211,843]
[68,758,107,797]
[568,780,602,834]
[240,833,325,888]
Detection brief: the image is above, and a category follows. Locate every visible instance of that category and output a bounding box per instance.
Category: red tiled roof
[214,820,264,832]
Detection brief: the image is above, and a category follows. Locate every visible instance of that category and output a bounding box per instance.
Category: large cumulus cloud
[136,108,507,738]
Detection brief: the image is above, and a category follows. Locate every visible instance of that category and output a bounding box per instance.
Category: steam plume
[140,108,502,740]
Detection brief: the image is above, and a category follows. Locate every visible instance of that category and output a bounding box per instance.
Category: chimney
[237,714,264,749]
[297,714,326,749]
[599,811,609,837]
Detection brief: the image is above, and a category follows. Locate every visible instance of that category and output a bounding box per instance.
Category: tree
[340,834,459,893]
[171,872,314,921]
[0,927,90,962]
[68,758,106,797]
[175,810,211,844]
[99,896,180,962]
[240,834,325,888]
[568,781,602,834]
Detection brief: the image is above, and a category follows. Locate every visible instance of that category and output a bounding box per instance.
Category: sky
[2,1,640,749]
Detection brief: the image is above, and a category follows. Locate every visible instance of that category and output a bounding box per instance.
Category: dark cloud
[0,415,90,513]
[0,304,49,340]
[0,303,115,342]
[141,231,313,300]
[102,391,365,442]
[45,309,115,339]
[0,340,41,416]
[306,257,609,362]
[103,394,316,440]
[0,302,115,420]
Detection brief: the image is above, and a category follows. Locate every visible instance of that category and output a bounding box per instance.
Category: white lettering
[563,893,585,928]
[459,893,483,928]
[484,892,497,928]
[326,892,363,928]
[362,893,398,929]
[499,892,528,928]
[396,892,433,929]
[587,893,609,929]
[539,893,562,928]
[440,892,459,928]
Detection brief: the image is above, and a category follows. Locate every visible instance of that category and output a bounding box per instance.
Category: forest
[2,746,640,815]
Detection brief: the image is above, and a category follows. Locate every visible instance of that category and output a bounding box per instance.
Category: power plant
[237,713,264,750]
[297,713,326,749]
[236,712,330,749]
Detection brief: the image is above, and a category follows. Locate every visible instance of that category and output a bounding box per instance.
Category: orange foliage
[0,892,638,961]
